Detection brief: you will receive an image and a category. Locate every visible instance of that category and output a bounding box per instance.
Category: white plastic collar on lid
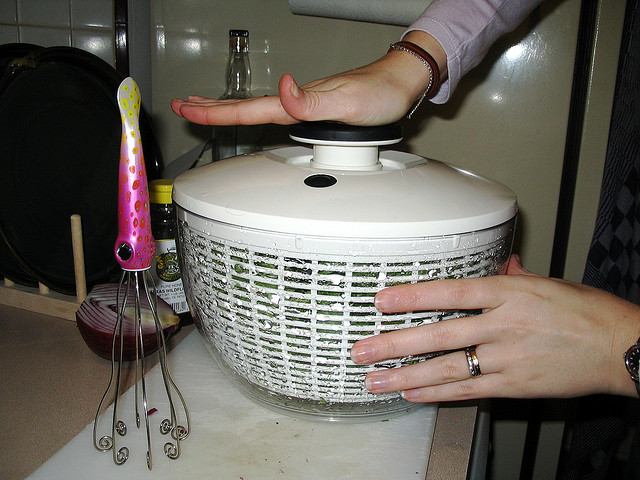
[172,123,517,238]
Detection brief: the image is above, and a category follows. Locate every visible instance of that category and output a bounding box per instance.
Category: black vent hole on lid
[304,174,337,188]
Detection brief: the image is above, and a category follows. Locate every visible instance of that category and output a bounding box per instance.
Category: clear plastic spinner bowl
[173,122,517,421]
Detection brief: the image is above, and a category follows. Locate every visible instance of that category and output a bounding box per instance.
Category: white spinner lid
[173,122,517,238]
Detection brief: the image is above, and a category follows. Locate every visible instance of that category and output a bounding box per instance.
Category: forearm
[172,0,543,125]
[381,30,448,107]
[406,0,544,103]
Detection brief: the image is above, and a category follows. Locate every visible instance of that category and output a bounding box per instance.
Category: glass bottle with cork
[213,29,262,161]
[149,179,192,325]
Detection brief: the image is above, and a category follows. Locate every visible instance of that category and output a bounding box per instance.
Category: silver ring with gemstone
[465,346,482,379]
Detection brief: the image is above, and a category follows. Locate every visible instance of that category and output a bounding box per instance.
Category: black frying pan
[0,43,43,288]
[0,45,161,295]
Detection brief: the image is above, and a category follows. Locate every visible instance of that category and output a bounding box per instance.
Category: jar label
[152,239,189,314]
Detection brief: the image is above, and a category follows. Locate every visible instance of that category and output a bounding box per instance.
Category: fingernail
[290,79,301,98]
[365,372,389,392]
[350,343,374,364]
[401,389,419,401]
[374,291,399,312]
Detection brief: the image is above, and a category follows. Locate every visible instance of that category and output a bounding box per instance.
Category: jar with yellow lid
[149,179,191,325]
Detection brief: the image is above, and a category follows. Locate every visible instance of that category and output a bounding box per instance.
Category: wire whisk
[92,77,189,470]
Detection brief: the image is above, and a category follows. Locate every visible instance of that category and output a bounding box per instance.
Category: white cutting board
[28,330,437,480]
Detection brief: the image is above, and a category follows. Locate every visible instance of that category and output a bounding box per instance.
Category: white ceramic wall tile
[0,25,19,44]
[70,0,112,29]
[152,0,212,34]
[19,25,71,46]
[18,0,70,27]
[72,28,114,65]
[151,0,404,166]
[0,1,18,24]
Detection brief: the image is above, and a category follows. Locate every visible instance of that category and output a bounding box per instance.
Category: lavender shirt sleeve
[405,0,543,103]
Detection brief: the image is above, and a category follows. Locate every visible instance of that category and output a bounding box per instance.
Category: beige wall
[149,0,601,280]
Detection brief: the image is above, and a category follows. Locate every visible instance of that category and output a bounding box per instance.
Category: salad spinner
[173,122,517,421]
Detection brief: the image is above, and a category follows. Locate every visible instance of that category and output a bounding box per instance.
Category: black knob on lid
[289,121,402,143]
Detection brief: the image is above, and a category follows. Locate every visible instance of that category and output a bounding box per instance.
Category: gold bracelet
[388,41,440,118]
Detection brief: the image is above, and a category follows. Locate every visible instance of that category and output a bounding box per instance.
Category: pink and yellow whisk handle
[114,77,155,271]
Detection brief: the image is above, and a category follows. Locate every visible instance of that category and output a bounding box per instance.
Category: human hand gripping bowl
[351,254,640,402]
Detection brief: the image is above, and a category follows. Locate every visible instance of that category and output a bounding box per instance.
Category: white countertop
[27,329,438,480]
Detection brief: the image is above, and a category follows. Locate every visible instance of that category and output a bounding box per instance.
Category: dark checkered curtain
[558,1,639,479]
[583,4,640,303]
